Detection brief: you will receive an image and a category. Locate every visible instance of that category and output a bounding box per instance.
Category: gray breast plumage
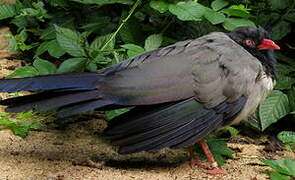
[231,71,274,125]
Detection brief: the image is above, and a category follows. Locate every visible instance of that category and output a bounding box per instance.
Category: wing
[99,32,263,107]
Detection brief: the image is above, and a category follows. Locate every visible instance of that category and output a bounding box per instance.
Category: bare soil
[1,116,294,180]
[1,27,294,180]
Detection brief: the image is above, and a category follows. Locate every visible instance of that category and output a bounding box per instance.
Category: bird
[0,26,280,174]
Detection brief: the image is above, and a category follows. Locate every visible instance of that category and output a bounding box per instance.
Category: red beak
[257,39,280,50]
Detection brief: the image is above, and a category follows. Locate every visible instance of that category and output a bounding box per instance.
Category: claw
[205,167,226,174]
[190,158,211,168]
[181,158,211,168]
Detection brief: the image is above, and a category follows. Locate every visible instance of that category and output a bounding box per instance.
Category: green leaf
[222,18,255,31]
[211,0,229,11]
[270,172,290,180]
[0,119,16,126]
[121,44,145,58]
[46,0,69,7]
[40,17,74,40]
[54,25,86,57]
[144,34,162,51]
[16,29,28,43]
[277,131,295,144]
[204,8,226,25]
[86,62,97,71]
[271,21,291,40]
[69,0,133,5]
[218,126,239,138]
[11,124,29,138]
[35,41,52,56]
[262,158,295,177]
[47,40,66,58]
[16,111,34,120]
[275,64,295,75]
[288,88,295,111]
[6,66,39,78]
[0,4,16,20]
[268,0,291,10]
[221,8,252,18]
[284,13,295,23]
[105,108,130,120]
[90,33,115,52]
[262,159,291,176]
[36,40,65,58]
[276,53,295,67]
[57,57,87,73]
[16,2,50,21]
[92,54,113,65]
[33,57,57,75]
[284,158,295,176]
[119,19,145,44]
[80,16,111,33]
[150,0,169,13]
[168,1,206,21]
[259,91,290,131]
[275,74,295,90]
[229,4,251,11]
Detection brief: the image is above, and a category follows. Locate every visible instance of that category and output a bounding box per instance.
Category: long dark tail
[0,72,100,92]
[0,73,113,116]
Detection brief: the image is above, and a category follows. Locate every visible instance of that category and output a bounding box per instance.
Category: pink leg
[198,139,226,174]
[187,146,211,168]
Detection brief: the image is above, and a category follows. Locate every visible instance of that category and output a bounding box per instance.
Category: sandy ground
[1,27,295,180]
[0,117,294,180]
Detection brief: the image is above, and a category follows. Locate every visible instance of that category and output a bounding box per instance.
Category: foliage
[105,108,131,120]
[0,0,294,136]
[262,158,295,180]
[194,136,234,166]
[277,131,295,152]
[0,111,45,138]
[216,125,240,138]
[259,91,290,131]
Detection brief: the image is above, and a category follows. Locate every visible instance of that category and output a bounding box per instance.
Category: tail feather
[57,99,113,117]
[4,90,102,113]
[0,72,113,116]
[0,72,100,92]
[0,91,69,106]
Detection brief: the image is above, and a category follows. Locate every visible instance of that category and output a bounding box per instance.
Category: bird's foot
[204,167,226,175]
[181,158,211,168]
[190,158,211,168]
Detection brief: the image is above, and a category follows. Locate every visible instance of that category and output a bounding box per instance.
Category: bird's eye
[244,39,256,47]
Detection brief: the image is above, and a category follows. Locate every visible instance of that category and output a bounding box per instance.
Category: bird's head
[228,26,280,51]
[228,26,280,79]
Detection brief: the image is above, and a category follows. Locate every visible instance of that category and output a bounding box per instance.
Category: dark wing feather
[105,97,246,154]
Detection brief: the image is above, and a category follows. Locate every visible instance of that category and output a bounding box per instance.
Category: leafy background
[0,0,294,178]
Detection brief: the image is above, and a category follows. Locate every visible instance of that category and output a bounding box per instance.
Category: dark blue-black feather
[105,96,246,154]
[0,72,100,92]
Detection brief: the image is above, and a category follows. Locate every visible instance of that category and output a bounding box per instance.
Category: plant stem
[100,0,142,51]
